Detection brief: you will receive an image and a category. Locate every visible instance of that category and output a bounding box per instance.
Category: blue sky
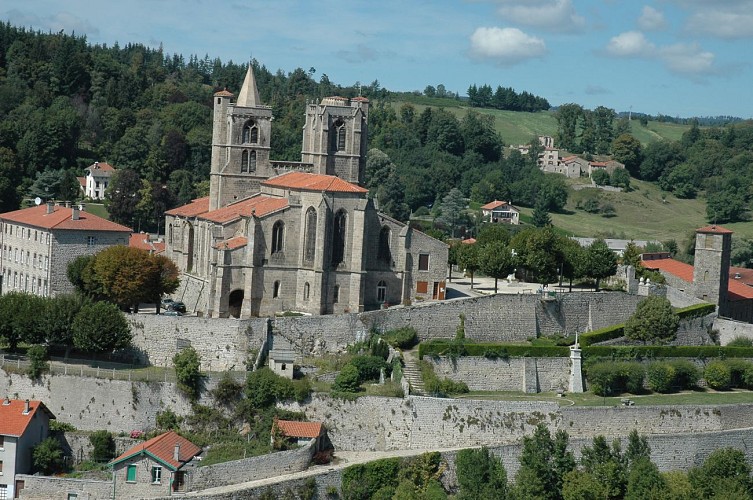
[4,1,753,118]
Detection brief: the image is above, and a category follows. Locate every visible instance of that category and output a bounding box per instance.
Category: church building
[164,67,447,318]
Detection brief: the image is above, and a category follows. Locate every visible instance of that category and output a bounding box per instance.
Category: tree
[27,344,48,378]
[42,294,87,351]
[689,447,752,498]
[562,470,607,500]
[0,147,22,212]
[89,430,116,462]
[72,301,132,352]
[513,227,561,285]
[436,188,466,237]
[555,103,583,151]
[580,436,627,498]
[625,458,666,500]
[105,168,142,228]
[591,168,610,186]
[624,296,679,344]
[531,197,552,227]
[456,242,481,288]
[585,239,617,291]
[514,424,575,500]
[479,241,516,293]
[333,363,362,393]
[610,167,631,190]
[612,134,643,177]
[455,447,507,499]
[174,347,201,400]
[33,437,65,475]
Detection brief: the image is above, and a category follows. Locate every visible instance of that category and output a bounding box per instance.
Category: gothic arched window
[241,151,249,173]
[332,210,346,266]
[377,226,391,264]
[377,280,387,303]
[249,151,257,171]
[331,119,346,152]
[243,121,258,144]
[271,221,284,254]
[273,281,281,298]
[303,207,317,263]
[303,282,310,301]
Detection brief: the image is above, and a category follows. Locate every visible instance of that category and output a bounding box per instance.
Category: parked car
[168,301,186,313]
[161,297,175,308]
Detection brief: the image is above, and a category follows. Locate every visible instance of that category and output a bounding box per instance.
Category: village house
[0,398,55,500]
[83,162,116,200]
[0,202,131,297]
[129,232,166,255]
[272,419,326,452]
[480,200,520,225]
[109,431,201,498]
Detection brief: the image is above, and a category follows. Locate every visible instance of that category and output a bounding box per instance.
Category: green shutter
[126,464,137,482]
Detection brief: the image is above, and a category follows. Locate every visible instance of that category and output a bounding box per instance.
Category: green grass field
[85,203,110,220]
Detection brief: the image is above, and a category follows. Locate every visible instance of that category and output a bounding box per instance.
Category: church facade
[164,67,447,318]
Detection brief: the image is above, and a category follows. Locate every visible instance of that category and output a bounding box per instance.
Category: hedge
[418,341,570,359]
[583,345,753,359]
[578,303,715,347]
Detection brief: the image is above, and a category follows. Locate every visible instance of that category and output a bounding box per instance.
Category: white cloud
[496,0,585,33]
[605,31,655,57]
[637,6,666,31]
[469,27,546,65]
[659,43,715,75]
[686,9,753,38]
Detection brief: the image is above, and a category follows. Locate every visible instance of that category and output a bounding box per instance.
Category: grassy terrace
[455,389,753,407]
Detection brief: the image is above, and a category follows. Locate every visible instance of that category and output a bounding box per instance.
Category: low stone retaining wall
[16,474,112,500]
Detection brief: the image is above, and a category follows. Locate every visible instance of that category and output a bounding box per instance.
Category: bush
[27,344,48,378]
[646,362,676,393]
[728,336,753,347]
[89,430,116,462]
[382,327,419,349]
[668,360,700,389]
[586,361,645,396]
[580,325,625,347]
[341,458,401,500]
[156,409,183,430]
[245,368,306,408]
[583,345,753,359]
[704,361,732,390]
[350,355,390,382]
[725,359,753,388]
[419,360,469,397]
[33,437,65,474]
[333,364,361,393]
[72,301,132,352]
[419,340,569,359]
[624,296,679,344]
[173,347,201,400]
[211,372,244,404]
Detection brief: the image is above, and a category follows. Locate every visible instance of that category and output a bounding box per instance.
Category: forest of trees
[466,83,550,112]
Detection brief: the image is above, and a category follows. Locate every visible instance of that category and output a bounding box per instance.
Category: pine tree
[532,198,552,227]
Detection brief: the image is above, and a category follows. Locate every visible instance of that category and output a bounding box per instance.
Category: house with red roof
[164,66,447,318]
[0,398,55,499]
[641,225,753,323]
[84,161,116,200]
[272,419,326,451]
[0,202,131,297]
[109,431,201,497]
[129,232,166,255]
[480,200,520,225]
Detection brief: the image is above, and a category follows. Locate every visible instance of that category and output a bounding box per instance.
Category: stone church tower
[693,225,732,316]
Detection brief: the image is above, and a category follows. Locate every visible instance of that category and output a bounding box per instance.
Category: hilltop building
[83,161,116,200]
[165,67,447,318]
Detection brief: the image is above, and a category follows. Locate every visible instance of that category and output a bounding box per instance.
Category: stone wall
[0,371,193,432]
[715,317,753,345]
[126,314,267,370]
[16,474,112,500]
[666,285,706,308]
[189,440,316,491]
[57,431,140,464]
[427,357,570,393]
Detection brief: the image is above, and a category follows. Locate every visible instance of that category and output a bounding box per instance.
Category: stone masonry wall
[715,316,753,345]
[16,474,112,500]
[58,431,140,464]
[127,315,267,370]
[428,357,570,392]
[189,440,316,491]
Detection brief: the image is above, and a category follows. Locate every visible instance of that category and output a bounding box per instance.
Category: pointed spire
[236,65,260,107]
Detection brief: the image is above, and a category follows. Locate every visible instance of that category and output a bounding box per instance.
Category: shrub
[725,359,753,388]
[419,341,569,359]
[727,336,753,347]
[704,361,732,390]
[211,372,244,404]
[586,361,645,396]
[624,296,679,344]
[33,437,65,474]
[646,362,676,393]
[27,344,49,378]
[341,458,401,500]
[350,355,390,382]
[89,430,116,462]
[156,409,183,430]
[668,360,700,389]
[245,368,303,408]
[333,364,361,393]
[419,360,469,397]
[382,327,419,349]
[173,347,201,400]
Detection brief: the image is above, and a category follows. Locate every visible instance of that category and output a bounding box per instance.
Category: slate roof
[200,196,288,223]
[110,431,201,471]
[274,419,323,439]
[262,172,368,194]
[0,205,132,233]
[165,197,210,218]
[0,399,55,437]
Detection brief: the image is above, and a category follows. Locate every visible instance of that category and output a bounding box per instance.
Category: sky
[4,0,753,119]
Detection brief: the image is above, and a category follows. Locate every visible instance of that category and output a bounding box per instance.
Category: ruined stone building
[165,67,447,318]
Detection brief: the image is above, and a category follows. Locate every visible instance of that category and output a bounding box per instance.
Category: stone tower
[301,96,369,184]
[693,225,732,316]
[209,66,274,210]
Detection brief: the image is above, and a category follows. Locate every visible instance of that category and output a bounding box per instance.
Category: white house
[84,162,116,200]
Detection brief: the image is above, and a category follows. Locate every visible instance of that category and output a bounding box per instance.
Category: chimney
[64,201,71,208]
[72,205,80,221]
[94,161,100,169]
[2,396,9,405]
[46,201,54,214]
[79,203,86,212]
[173,443,181,461]
[23,399,30,414]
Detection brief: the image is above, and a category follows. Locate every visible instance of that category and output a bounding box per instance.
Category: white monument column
[569,333,584,393]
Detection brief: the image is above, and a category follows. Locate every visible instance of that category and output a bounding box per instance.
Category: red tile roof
[0,399,55,437]
[0,205,132,232]
[87,162,115,172]
[262,172,368,194]
[481,200,505,210]
[214,89,234,97]
[214,236,248,250]
[352,96,370,102]
[200,196,288,223]
[697,225,733,235]
[129,233,166,254]
[590,161,608,167]
[110,431,201,471]
[77,176,86,188]
[165,197,210,217]
[274,420,323,439]
[561,155,579,162]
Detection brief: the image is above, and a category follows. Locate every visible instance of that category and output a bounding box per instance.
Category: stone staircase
[402,349,425,395]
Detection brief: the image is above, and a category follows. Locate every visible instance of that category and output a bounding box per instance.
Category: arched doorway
[228,289,244,318]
